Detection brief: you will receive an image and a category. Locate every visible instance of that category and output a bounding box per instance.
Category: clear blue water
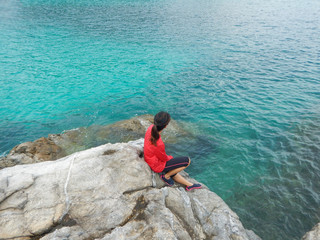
[1,0,320,239]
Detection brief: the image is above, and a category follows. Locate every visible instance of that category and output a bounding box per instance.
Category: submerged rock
[49,114,188,155]
[302,223,320,240]
[0,115,188,170]
[0,139,260,240]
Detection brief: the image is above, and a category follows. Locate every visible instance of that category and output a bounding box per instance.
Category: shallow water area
[1,0,320,239]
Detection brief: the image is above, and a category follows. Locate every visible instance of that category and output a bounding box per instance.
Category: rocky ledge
[0,115,189,170]
[0,139,261,240]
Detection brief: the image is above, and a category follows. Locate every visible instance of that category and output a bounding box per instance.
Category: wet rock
[0,115,189,169]
[0,137,65,169]
[49,114,188,155]
[302,223,320,240]
[0,139,260,240]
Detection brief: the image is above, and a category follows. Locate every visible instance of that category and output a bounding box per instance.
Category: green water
[1,0,320,239]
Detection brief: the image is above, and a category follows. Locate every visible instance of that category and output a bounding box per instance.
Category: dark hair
[150,111,171,146]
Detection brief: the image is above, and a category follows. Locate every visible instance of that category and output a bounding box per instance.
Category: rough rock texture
[0,115,188,170]
[0,137,65,169]
[49,114,188,155]
[0,139,261,240]
[302,223,320,240]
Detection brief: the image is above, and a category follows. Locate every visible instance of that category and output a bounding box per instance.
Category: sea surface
[1,0,320,239]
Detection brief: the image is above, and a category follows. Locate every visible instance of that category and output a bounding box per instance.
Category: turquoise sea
[1,0,320,239]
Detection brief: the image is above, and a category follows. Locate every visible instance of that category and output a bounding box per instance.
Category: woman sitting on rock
[144,111,201,191]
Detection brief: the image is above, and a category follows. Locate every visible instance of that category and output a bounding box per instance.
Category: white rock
[0,139,260,240]
[302,223,320,240]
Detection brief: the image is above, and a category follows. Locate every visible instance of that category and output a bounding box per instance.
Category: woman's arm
[155,142,173,162]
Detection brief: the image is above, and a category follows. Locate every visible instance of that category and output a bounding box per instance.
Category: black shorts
[162,156,190,177]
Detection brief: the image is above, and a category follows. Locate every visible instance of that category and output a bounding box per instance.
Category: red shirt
[144,125,173,172]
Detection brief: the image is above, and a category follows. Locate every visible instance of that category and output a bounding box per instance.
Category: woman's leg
[164,165,187,179]
[163,157,190,177]
[172,173,193,187]
[163,157,192,186]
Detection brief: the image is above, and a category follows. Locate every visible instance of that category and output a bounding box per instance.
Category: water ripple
[1,0,320,239]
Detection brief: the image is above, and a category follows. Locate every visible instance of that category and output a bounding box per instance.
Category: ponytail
[150,125,160,145]
[150,111,171,146]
